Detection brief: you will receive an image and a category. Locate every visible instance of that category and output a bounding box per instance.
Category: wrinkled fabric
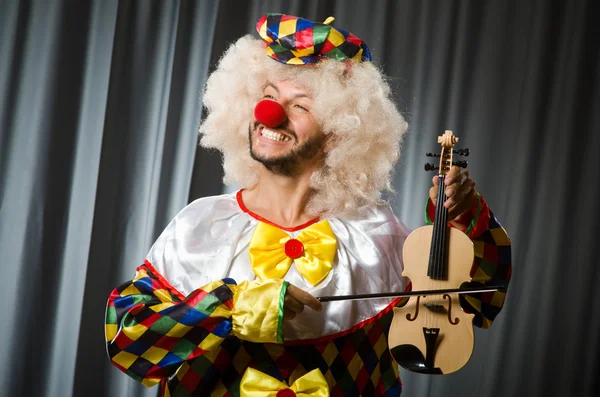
[233,279,287,344]
[147,192,410,341]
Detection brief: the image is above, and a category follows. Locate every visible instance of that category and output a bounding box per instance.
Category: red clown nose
[254,100,286,128]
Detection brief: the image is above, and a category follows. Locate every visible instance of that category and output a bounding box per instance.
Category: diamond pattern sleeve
[105,262,287,387]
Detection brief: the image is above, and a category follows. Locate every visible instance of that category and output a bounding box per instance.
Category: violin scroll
[425,130,469,172]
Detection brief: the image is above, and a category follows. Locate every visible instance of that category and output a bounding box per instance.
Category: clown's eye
[263,94,277,100]
[294,104,309,111]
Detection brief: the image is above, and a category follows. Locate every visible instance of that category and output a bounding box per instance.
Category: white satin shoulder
[147,192,410,341]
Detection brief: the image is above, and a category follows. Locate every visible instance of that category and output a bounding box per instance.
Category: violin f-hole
[443,294,460,325]
[406,296,421,321]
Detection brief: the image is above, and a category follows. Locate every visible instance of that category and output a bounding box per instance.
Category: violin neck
[428,173,450,280]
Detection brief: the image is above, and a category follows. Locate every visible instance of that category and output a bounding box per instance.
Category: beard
[248,122,326,177]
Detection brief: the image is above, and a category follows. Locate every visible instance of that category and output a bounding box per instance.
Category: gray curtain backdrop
[0,0,598,396]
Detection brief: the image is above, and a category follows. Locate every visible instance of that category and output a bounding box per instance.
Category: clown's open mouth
[260,127,292,142]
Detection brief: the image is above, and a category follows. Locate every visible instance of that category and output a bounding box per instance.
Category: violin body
[388,225,474,374]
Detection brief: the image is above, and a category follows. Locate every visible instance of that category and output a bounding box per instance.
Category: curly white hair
[199,36,408,217]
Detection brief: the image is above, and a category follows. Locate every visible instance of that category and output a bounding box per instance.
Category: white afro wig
[199,36,408,217]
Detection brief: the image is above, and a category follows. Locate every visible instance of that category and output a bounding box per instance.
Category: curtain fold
[0,1,597,396]
[0,1,218,396]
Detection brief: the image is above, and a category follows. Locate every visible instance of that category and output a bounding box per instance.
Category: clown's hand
[284,283,323,321]
[429,166,477,223]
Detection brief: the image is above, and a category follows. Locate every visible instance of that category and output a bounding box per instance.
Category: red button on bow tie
[276,388,296,397]
[284,239,304,259]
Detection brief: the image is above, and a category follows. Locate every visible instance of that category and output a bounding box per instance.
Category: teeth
[262,129,291,142]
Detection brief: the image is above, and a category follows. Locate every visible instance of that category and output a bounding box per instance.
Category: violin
[386,130,475,374]
[317,130,503,373]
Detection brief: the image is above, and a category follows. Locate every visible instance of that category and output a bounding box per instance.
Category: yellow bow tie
[240,367,330,397]
[248,220,337,286]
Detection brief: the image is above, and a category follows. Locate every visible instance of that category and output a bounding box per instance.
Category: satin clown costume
[105,14,512,397]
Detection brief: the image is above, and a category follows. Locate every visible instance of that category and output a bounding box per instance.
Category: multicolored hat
[256,13,372,65]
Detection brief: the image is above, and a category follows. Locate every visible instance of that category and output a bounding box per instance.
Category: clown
[105,14,511,397]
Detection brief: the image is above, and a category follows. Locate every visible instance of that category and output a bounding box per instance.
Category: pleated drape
[0,1,597,396]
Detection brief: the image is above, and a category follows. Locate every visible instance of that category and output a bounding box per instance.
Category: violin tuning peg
[424,163,439,171]
[425,152,441,158]
[453,148,469,156]
[452,160,468,168]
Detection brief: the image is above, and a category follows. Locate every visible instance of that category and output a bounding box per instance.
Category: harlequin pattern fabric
[105,265,288,386]
[162,307,402,397]
[105,266,236,387]
[106,263,403,396]
[256,13,372,65]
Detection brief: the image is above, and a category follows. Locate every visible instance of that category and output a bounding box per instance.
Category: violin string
[434,170,446,328]
[440,173,447,280]
[429,176,438,329]
[443,149,451,326]
[441,172,448,280]
[437,148,450,329]
[438,171,447,328]
[437,174,446,280]
[433,177,442,279]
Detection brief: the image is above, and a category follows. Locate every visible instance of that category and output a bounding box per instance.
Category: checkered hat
[256,13,372,65]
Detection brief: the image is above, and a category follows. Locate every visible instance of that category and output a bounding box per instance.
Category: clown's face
[249,80,326,177]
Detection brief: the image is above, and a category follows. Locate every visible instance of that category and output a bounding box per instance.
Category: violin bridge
[424,303,447,314]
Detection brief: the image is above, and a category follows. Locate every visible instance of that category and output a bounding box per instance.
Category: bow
[240,367,329,397]
[248,220,337,286]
